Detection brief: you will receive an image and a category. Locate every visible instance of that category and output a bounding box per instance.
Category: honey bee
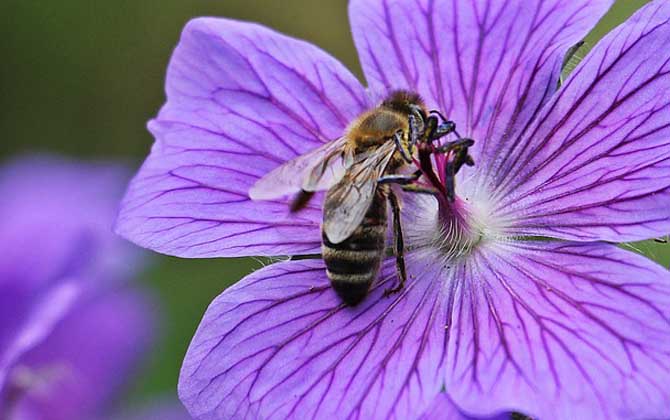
[250,90,472,305]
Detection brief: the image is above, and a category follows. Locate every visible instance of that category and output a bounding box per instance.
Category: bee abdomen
[324,250,379,274]
[322,198,387,306]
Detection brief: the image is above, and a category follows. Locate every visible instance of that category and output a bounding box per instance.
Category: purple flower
[0,156,187,420]
[117,0,670,419]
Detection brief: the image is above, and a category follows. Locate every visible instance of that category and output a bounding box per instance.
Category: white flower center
[404,170,506,261]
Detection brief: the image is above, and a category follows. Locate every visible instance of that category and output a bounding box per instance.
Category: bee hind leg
[383,191,407,298]
[378,170,439,195]
[377,170,422,185]
[289,190,315,212]
[401,184,439,195]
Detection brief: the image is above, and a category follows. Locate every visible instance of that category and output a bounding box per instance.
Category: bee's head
[381,90,426,117]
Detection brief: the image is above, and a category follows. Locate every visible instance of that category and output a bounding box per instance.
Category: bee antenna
[429,110,449,123]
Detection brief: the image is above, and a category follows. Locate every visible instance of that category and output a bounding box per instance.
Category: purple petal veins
[350,0,614,174]
[116,0,670,419]
[489,1,670,242]
[442,241,670,420]
[180,258,453,420]
[419,392,508,420]
[181,240,670,419]
[116,18,369,258]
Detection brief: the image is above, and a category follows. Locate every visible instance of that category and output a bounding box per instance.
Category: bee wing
[249,137,348,200]
[323,141,396,244]
[302,140,354,192]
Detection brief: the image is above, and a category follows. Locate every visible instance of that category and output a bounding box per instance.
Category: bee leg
[421,115,439,143]
[378,170,422,185]
[401,184,439,195]
[421,116,459,146]
[433,138,475,154]
[432,121,456,140]
[393,131,413,163]
[429,109,449,123]
[384,191,407,297]
[289,190,315,212]
[453,148,475,173]
[427,110,459,141]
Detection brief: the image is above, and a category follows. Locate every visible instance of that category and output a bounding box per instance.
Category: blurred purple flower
[117,0,670,419]
[0,156,188,420]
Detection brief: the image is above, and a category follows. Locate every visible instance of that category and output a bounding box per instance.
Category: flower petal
[349,0,612,169]
[492,0,670,241]
[419,393,470,420]
[0,155,139,287]
[444,241,670,419]
[419,392,508,420]
[116,18,368,258]
[11,289,154,420]
[0,281,81,391]
[179,258,449,420]
[0,155,141,392]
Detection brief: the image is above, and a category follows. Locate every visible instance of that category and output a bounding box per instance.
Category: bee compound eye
[409,104,426,121]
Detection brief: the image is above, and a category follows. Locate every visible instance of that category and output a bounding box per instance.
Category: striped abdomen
[322,191,387,306]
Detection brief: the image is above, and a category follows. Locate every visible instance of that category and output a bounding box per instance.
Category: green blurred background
[1,0,665,411]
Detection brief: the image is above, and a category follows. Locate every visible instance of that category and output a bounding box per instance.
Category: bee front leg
[384,190,406,298]
[432,138,475,154]
[421,115,439,144]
